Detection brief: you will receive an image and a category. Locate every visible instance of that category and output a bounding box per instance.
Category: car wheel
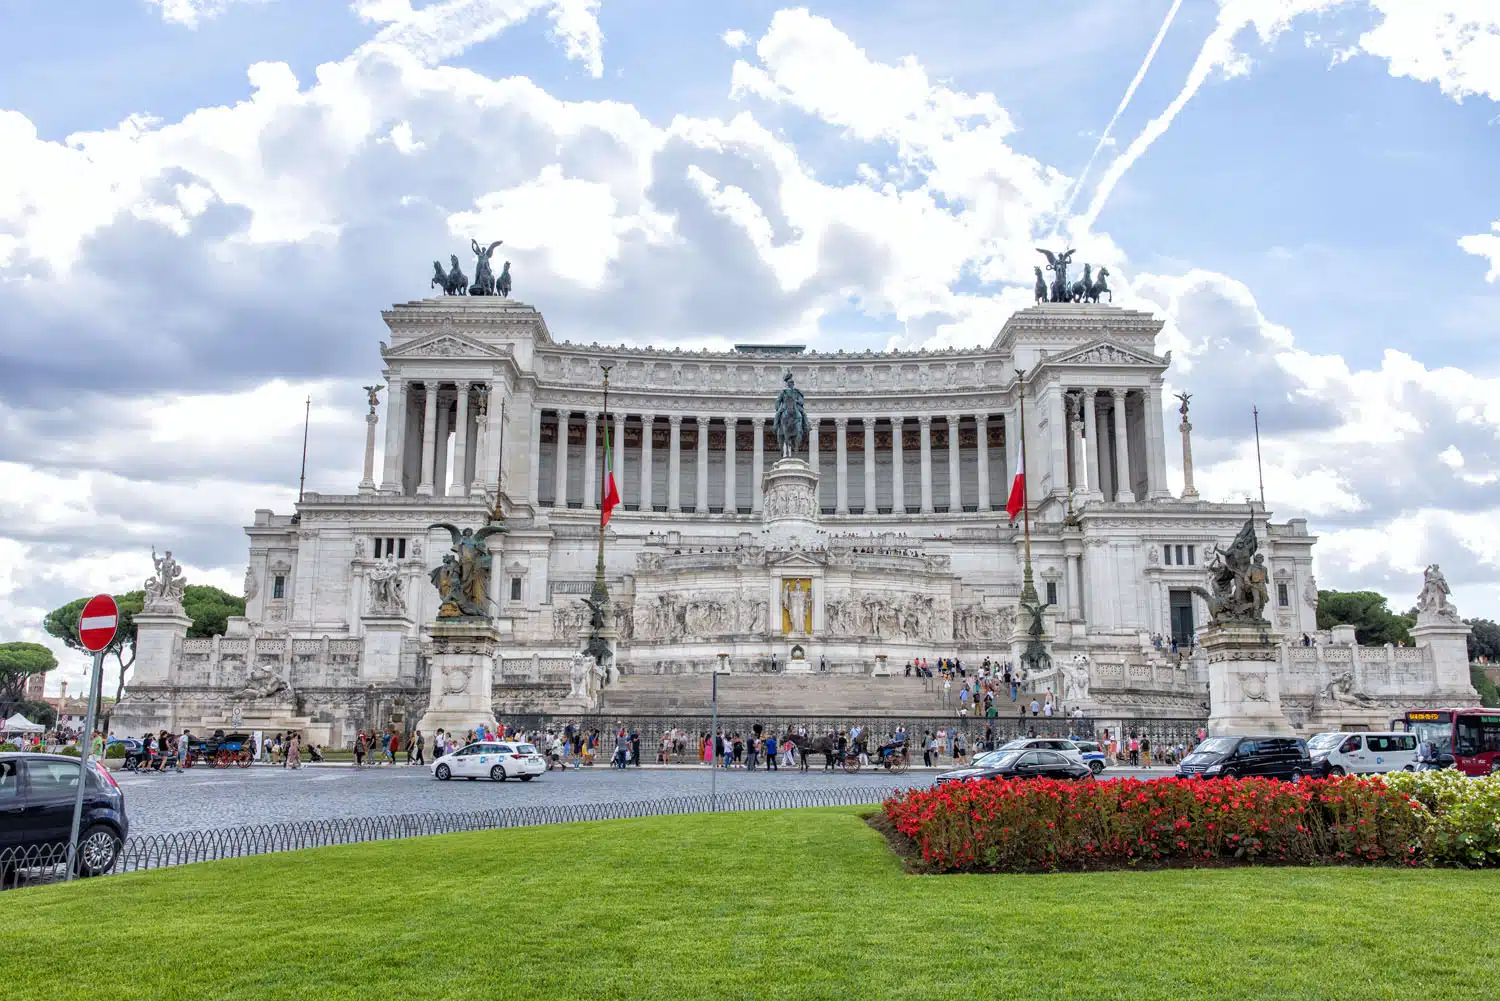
[1290,769,1305,783]
[1089,761,1103,775]
[435,764,451,780]
[1328,766,1345,776]
[519,775,534,782]
[490,765,506,782]
[74,824,121,878]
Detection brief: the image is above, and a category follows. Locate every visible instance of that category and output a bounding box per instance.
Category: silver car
[998,737,1086,767]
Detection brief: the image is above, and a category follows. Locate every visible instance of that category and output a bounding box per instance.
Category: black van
[1176,735,1312,781]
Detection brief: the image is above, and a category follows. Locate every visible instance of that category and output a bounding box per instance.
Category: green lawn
[2,808,1495,1000]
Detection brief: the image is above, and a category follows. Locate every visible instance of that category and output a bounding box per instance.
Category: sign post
[67,594,117,881]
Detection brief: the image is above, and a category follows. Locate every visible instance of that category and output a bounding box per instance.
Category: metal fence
[495,712,1209,758]
[0,786,901,890]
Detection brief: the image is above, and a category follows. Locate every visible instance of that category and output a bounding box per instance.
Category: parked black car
[1176,736,1311,781]
[935,748,1093,785]
[1,752,129,883]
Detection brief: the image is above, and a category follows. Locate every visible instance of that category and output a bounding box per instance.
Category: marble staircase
[599,673,955,716]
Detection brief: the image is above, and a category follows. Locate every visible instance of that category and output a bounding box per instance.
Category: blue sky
[3,0,1500,693]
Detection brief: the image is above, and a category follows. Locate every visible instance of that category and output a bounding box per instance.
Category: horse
[1087,266,1112,303]
[430,255,467,295]
[497,261,512,298]
[782,732,841,772]
[1033,266,1047,304]
[1069,264,1093,303]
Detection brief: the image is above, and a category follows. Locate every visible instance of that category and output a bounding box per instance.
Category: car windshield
[1306,733,1344,751]
[1190,737,1239,756]
[517,745,537,754]
[974,750,1025,769]
[999,738,1032,750]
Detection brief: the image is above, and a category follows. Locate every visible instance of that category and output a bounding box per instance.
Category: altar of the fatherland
[111,290,1477,745]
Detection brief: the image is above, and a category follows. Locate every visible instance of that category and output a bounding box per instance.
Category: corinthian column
[450,381,470,496]
[891,418,905,514]
[695,416,709,514]
[417,382,438,497]
[583,413,598,510]
[724,417,737,513]
[1112,388,1135,502]
[554,412,570,508]
[834,417,849,515]
[640,414,655,512]
[862,419,877,514]
[975,414,990,512]
[379,376,403,493]
[751,417,767,513]
[946,414,962,513]
[918,415,934,514]
[359,396,379,495]
[667,415,682,512]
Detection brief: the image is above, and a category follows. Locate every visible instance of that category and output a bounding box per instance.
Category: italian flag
[601,417,620,527]
[1005,449,1025,522]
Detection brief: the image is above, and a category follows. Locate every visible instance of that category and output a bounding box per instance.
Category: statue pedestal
[784,642,812,675]
[361,613,413,683]
[417,619,499,735]
[761,458,822,546]
[871,653,891,677]
[1411,616,1479,698]
[1203,623,1294,736]
[132,605,193,686]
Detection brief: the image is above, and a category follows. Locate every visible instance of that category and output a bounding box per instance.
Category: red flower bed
[883,775,1430,872]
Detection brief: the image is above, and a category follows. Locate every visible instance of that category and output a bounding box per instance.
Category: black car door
[0,759,24,852]
[1034,750,1068,779]
[1011,751,1044,778]
[19,758,86,848]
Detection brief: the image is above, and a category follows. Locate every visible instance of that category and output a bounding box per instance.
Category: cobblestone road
[115,762,1165,836]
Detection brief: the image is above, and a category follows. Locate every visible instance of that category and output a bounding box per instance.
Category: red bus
[1397,709,1500,776]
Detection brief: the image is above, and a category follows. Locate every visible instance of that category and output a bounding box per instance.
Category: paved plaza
[114,762,1164,836]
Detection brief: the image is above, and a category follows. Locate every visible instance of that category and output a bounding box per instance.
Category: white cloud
[354,0,604,74]
[722,28,748,49]
[1459,223,1500,282]
[146,0,271,27]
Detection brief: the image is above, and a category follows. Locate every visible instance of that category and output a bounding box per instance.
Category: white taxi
[432,741,546,782]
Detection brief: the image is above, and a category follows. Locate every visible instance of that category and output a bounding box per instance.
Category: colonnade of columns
[379,379,493,498]
[538,410,1011,516]
[1061,386,1168,503]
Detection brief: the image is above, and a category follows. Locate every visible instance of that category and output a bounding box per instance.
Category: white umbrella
[2,712,46,733]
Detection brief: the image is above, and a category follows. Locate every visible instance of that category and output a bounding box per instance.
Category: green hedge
[105,742,126,759]
[0,742,18,753]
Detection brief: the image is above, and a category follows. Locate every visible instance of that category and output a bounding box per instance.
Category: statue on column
[363,384,383,413]
[774,372,808,458]
[1416,564,1460,622]
[143,547,187,611]
[427,522,507,618]
[1191,519,1269,625]
[469,239,503,296]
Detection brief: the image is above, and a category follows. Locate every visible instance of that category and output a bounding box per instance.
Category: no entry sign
[78,594,119,653]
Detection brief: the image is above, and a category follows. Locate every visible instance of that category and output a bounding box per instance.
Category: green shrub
[1471,665,1500,708]
[1380,771,1500,867]
[58,745,82,758]
[0,742,18,752]
[105,742,126,759]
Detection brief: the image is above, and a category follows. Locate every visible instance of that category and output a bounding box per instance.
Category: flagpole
[491,399,505,523]
[297,395,311,504]
[592,364,613,609]
[1252,404,1265,510]
[1015,368,1038,605]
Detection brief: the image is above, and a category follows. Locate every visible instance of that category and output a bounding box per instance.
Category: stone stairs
[599,673,953,716]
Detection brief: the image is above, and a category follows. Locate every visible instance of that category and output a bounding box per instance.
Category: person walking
[413,730,425,766]
[1140,735,1152,768]
[353,731,366,768]
[765,732,778,771]
[176,729,191,773]
[404,732,414,765]
[1029,698,1040,717]
[386,731,398,765]
[287,731,302,769]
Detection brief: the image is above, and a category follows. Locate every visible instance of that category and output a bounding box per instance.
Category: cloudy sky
[3,0,1499,696]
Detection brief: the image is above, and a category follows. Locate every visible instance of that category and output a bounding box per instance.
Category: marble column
[808,419,819,474]
[1096,395,1114,502]
[359,405,379,494]
[553,412,571,508]
[863,419,877,514]
[583,413,598,510]
[918,415,934,514]
[1112,389,1134,501]
[1179,400,1199,499]
[668,415,683,512]
[948,414,965,512]
[640,414,655,512]
[450,382,470,496]
[834,417,850,515]
[723,417,737,513]
[891,418,905,515]
[417,382,438,497]
[695,416,709,514]
[613,411,626,506]
[751,417,766,513]
[527,405,541,506]
[471,384,492,496]
[379,376,404,493]
[434,392,451,494]
[1069,395,1087,496]
[975,414,990,512]
[1048,389,1066,502]
[1082,389,1101,500]
[1067,554,1083,621]
[1146,383,1171,499]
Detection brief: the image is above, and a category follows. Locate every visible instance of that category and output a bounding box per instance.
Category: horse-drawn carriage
[786,733,910,774]
[186,730,255,769]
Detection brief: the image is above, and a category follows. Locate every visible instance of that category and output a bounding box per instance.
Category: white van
[1306,731,1419,775]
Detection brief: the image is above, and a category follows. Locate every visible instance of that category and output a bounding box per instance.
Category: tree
[1472,666,1500,708]
[0,641,58,716]
[42,586,245,724]
[1315,590,1415,646]
[1464,617,1500,664]
[11,698,57,728]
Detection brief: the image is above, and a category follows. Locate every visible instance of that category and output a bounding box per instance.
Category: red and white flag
[1005,449,1025,522]
[600,420,621,527]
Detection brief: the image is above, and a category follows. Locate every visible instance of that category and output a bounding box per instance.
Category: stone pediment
[382,331,511,361]
[1046,339,1166,368]
[768,549,826,569]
